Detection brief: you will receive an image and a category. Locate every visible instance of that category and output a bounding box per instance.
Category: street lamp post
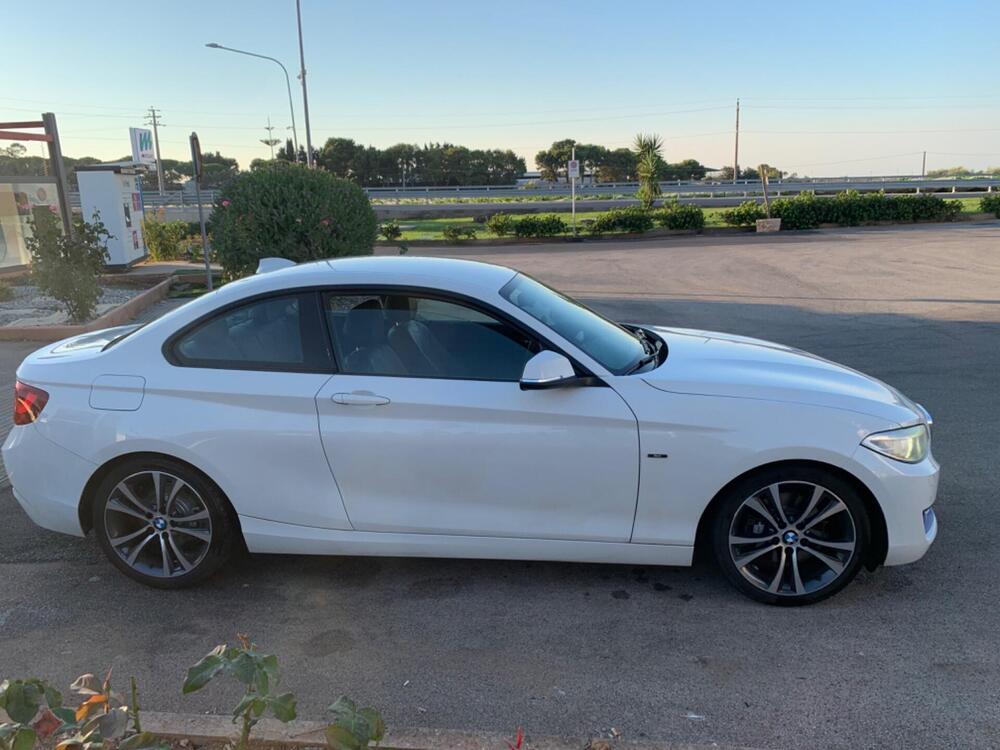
[295,0,314,168]
[205,42,299,157]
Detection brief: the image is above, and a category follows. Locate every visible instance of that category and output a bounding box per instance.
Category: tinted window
[500,274,644,374]
[325,293,539,380]
[173,293,327,370]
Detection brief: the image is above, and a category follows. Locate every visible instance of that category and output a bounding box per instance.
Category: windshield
[500,274,645,374]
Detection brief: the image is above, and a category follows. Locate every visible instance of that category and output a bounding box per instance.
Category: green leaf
[98,708,128,740]
[325,724,362,750]
[269,693,296,723]
[51,707,77,727]
[229,653,257,687]
[12,726,36,750]
[358,708,385,743]
[182,653,225,694]
[42,686,62,710]
[5,683,42,724]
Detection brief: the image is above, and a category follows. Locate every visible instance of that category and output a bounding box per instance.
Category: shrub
[210,162,377,278]
[442,225,477,243]
[721,201,766,227]
[771,191,822,230]
[512,214,567,238]
[379,220,402,241]
[589,207,654,235]
[655,203,705,231]
[485,212,515,237]
[26,208,109,322]
[981,194,1000,218]
[143,212,188,260]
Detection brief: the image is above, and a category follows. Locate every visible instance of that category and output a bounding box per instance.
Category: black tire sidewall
[712,465,871,606]
[92,456,235,589]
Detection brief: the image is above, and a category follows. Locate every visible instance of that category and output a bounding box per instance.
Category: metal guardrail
[66,174,1000,209]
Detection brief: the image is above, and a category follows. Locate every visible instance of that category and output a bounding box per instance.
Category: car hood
[641,326,922,425]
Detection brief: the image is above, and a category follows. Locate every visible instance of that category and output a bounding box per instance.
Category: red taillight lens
[14,380,48,425]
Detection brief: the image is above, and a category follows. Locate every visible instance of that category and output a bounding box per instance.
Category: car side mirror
[520,351,578,390]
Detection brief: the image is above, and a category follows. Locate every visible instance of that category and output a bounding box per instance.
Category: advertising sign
[129,127,156,166]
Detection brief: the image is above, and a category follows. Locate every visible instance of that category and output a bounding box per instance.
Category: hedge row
[587,204,705,234]
[982,194,1000,218]
[722,190,963,230]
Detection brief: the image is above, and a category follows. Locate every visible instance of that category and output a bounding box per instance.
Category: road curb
[140,712,765,750]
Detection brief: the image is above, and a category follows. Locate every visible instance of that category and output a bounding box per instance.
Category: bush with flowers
[210,162,377,278]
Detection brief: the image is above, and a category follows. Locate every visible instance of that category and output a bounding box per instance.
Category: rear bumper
[852,444,939,566]
[2,425,94,537]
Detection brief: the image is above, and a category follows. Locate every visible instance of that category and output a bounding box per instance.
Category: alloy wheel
[728,481,857,597]
[103,470,213,578]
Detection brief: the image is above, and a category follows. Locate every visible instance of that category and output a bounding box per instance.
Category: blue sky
[5,0,1000,176]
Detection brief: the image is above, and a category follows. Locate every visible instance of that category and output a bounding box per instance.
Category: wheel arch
[78,451,246,551]
[693,458,888,570]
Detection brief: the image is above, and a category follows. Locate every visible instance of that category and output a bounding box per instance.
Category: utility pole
[144,106,166,195]
[733,98,740,185]
[921,151,927,177]
[260,116,281,159]
[295,0,314,168]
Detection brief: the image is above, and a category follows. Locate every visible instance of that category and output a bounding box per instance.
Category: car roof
[219,255,519,299]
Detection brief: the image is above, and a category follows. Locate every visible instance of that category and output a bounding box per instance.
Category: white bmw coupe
[3,256,938,604]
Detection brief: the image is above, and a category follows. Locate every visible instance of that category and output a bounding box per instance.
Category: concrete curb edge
[140,712,765,750]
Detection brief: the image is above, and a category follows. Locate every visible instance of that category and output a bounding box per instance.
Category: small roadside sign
[567,159,580,180]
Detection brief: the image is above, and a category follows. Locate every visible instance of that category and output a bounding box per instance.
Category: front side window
[325,292,539,380]
[172,293,327,370]
[500,274,644,374]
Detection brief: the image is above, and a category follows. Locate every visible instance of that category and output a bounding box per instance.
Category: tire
[92,456,237,588]
[712,465,870,606]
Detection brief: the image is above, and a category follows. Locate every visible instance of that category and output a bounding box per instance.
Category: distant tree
[317,137,360,177]
[534,139,578,182]
[4,143,27,158]
[277,138,296,161]
[596,148,637,182]
[661,159,707,181]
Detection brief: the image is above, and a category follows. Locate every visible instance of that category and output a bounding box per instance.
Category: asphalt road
[2,224,1000,749]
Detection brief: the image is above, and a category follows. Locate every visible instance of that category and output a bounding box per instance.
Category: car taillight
[14,380,48,425]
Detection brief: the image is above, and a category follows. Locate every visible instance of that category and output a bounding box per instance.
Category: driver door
[314,290,640,541]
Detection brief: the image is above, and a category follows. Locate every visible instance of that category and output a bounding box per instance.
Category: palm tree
[633,133,663,209]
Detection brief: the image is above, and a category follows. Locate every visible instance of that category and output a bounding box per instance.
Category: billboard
[129,127,156,166]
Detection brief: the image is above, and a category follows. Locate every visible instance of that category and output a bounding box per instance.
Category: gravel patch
[0,284,142,327]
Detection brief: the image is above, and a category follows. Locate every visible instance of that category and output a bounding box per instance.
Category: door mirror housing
[520,351,578,390]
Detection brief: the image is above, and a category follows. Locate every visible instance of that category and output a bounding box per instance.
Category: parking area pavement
[2,224,999,749]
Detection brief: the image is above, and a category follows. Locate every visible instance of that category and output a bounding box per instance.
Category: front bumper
[852,444,939,566]
[2,424,95,537]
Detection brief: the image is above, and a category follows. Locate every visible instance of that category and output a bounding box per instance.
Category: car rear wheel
[92,457,236,588]
[713,466,870,605]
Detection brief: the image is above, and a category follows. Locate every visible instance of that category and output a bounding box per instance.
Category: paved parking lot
[2,224,999,749]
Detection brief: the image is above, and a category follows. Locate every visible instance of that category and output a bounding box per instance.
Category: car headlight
[862,424,929,463]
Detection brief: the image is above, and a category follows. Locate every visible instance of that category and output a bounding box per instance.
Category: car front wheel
[713,466,870,605]
[93,457,236,588]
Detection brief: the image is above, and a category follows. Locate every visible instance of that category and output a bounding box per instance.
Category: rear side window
[171,293,331,371]
[324,292,539,380]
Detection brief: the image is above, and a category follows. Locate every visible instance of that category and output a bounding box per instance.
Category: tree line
[268,138,527,187]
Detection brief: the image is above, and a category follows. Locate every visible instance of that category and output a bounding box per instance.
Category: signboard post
[568,149,580,234]
[190,132,213,290]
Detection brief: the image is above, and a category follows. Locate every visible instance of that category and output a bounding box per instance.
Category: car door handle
[331,392,391,406]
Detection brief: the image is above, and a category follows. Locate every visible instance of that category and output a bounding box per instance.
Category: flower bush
[210,163,377,278]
